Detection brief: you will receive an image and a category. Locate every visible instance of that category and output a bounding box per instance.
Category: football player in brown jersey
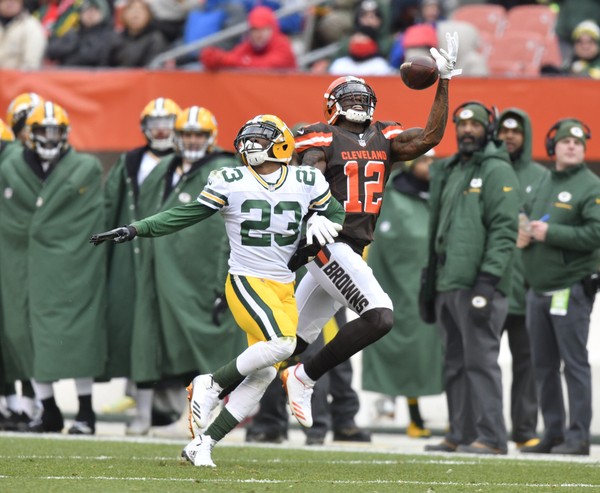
[281,33,461,429]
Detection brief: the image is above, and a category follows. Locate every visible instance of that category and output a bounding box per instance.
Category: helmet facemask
[31,124,68,161]
[326,80,377,124]
[175,130,214,162]
[143,115,176,152]
[234,120,291,167]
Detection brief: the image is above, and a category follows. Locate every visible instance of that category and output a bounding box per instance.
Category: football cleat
[281,363,314,428]
[187,374,222,437]
[181,435,217,467]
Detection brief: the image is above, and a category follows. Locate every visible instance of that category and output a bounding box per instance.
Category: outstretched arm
[90,201,217,245]
[390,32,460,162]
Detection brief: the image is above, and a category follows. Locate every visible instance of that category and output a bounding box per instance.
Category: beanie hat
[248,5,277,29]
[454,103,489,128]
[499,114,524,132]
[81,0,110,21]
[572,20,600,41]
[554,121,587,148]
[403,24,438,49]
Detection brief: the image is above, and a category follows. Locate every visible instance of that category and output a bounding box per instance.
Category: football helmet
[234,114,294,166]
[323,76,377,125]
[6,92,45,136]
[174,106,218,162]
[25,101,70,161]
[140,97,181,151]
[0,119,15,141]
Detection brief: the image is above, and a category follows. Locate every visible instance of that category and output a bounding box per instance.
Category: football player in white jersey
[90,114,344,467]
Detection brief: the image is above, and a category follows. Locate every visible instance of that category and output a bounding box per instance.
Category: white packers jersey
[198,164,332,283]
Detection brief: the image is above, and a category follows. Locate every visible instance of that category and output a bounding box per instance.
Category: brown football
[400,56,439,90]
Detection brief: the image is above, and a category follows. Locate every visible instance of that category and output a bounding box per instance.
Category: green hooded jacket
[424,140,520,297]
[498,108,549,314]
[0,148,107,382]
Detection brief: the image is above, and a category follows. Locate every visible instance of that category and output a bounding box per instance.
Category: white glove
[430,32,462,80]
[306,214,342,246]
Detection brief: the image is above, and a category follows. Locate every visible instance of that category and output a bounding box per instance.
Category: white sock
[135,389,153,421]
[31,380,55,401]
[21,397,35,418]
[295,364,316,386]
[74,377,93,396]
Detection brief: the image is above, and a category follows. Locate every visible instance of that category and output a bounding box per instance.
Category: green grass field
[0,434,599,493]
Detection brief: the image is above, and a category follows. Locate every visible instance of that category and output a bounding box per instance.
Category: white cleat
[181,435,217,467]
[282,363,314,428]
[186,374,222,437]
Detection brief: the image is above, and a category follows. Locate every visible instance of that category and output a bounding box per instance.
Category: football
[400,56,439,90]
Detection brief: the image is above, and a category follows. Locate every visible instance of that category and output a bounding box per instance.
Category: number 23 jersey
[198,164,332,283]
[295,121,402,247]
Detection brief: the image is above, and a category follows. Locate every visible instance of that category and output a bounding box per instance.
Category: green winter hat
[554,121,587,148]
[454,104,489,128]
[81,0,110,21]
[499,114,524,132]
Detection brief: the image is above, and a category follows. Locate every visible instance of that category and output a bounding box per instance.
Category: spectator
[421,102,520,455]
[567,20,600,79]
[329,25,395,75]
[389,22,438,68]
[110,0,168,67]
[200,5,296,70]
[495,108,548,450]
[146,0,199,43]
[520,118,599,457]
[363,150,443,439]
[0,0,47,69]
[46,0,119,66]
[0,101,107,434]
[33,0,83,38]
[554,0,600,61]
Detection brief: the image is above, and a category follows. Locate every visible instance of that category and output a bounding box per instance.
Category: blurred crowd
[0,0,599,77]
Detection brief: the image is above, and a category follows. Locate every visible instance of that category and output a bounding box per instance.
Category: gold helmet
[140,97,180,151]
[174,106,218,162]
[234,114,294,166]
[323,76,376,125]
[6,92,45,136]
[0,119,15,141]
[25,101,70,161]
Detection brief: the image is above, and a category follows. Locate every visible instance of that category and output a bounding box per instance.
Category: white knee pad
[236,336,296,375]
[225,367,277,422]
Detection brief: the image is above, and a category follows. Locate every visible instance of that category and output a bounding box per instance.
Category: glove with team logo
[89,225,137,246]
[430,32,462,80]
[468,272,499,326]
[306,214,342,246]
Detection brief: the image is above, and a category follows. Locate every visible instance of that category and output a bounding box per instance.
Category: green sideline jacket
[425,140,520,297]
[523,163,600,293]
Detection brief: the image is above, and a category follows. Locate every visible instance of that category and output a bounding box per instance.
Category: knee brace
[236,336,296,375]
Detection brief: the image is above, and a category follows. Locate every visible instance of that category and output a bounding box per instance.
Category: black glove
[212,292,228,326]
[469,272,499,326]
[287,238,322,272]
[89,225,137,246]
[418,267,436,324]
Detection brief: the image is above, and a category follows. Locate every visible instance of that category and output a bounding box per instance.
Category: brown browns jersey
[295,121,402,247]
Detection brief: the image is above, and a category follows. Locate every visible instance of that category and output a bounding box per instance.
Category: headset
[452,101,498,141]
[545,118,591,157]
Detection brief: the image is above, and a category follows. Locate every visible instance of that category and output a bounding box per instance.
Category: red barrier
[1,70,598,160]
